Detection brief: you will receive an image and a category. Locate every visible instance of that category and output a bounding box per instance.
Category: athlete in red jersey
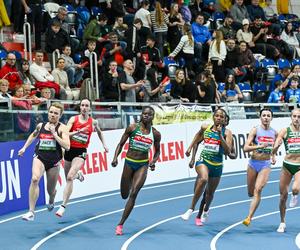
[56,98,108,217]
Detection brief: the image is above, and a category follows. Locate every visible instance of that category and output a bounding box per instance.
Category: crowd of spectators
[1,0,300,111]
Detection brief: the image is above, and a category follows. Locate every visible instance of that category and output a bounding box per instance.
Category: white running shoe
[56,205,65,217]
[277,223,286,233]
[47,203,54,211]
[201,210,209,223]
[22,211,34,221]
[181,209,193,221]
[76,171,85,182]
[289,194,298,208]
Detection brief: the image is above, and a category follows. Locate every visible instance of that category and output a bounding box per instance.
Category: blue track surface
[1,168,300,250]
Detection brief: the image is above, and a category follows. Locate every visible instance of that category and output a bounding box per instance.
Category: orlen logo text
[121,140,185,162]
[80,151,108,175]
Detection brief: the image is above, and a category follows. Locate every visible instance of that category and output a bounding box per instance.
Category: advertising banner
[152,104,212,125]
[0,140,45,215]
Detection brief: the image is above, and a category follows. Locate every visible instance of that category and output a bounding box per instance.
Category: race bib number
[72,132,89,144]
[39,134,56,151]
[257,136,274,153]
[287,137,300,154]
[203,138,220,153]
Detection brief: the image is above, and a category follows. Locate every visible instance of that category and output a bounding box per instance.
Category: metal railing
[89,52,99,99]
[23,15,32,63]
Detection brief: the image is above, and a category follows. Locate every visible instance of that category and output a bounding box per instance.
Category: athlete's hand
[271,155,276,165]
[148,162,155,171]
[79,127,89,133]
[216,124,222,134]
[189,158,195,168]
[185,147,192,157]
[111,159,118,167]
[49,124,56,135]
[104,145,109,153]
[18,147,25,156]
[258,143,269,149]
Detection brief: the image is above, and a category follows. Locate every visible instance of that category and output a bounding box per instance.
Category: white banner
[49,117,290,202]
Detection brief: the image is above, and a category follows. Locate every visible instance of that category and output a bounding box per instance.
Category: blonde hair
[175,69,186,85]
[155,2,164,27]
[169,3,178,18]
[0,79,9,87]
[49,102,64,114]
[183,24,193,46]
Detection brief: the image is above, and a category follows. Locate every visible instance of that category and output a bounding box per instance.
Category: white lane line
[0,170,258,224]
[120,193,281,250]
[210,202,300,250]
[31,179,280,250]
[295,233,300,249]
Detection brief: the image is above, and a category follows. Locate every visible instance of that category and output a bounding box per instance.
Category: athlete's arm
[111,124,136,167]
[272,128,287,155]
[228,140,237,159]
[149,128,161,171]
[186,124,207,157]
[66,116,79,137]
[243,127,267,152]
[220,127,232,155]
[94,119,109,152]
[52,124,70,150]
[18,123,42,156]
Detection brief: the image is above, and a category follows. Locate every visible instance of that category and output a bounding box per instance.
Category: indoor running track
[1,168,300,250]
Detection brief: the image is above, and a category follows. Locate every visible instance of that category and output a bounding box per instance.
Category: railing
[23,15,32,63]
[0,27,3,43]
[89,52,99,99]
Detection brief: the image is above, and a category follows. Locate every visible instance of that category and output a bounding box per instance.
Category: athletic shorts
[283,161,300,176]
[248,159,271,173]
[64,147,87,162]
[36,155,60,171]
[125,157,148,171]
[195,159,223,178]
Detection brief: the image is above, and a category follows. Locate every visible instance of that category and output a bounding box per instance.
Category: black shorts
[36,155,60,171]
[64,147,87,162]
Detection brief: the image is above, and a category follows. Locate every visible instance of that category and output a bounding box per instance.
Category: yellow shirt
[219,0,232,12]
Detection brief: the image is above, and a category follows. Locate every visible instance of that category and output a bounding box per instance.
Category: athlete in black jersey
[18,103,70,221]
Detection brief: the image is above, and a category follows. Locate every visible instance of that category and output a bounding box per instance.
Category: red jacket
[0,63,22,91]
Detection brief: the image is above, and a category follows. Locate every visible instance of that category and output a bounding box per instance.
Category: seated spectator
[208,30,227,83]
[0,52,22,91]
[140,35,164,69]
[237,41,255,85]
[247,0,267,22]
[285,76,300,103]
[101,32,126,68]
[267,80,284,103]
[141,67,169,102]
[222,74,243,102]
[61,45,84,88]
[280,22,300,58]
[0,79,11,108]
[112,17,128,41]
[102,61,120,101]
[271,67,291,92]
[219,14,236,40]
[11,85,32,135]
[230,0,250,30]
[45,20,70,69]
[292,64,300,77]
[169,24,194,75]
[196,70,219,104]
[170,69,195,102]
[51,58,73,100]
[220,0,233,13]
[236,19,254,47]
[192,13,212,62]
[23,83,44,105]
[18,59,34,86]
[38,88,52,111]
[264,0,277,20]
[30,51,60,98]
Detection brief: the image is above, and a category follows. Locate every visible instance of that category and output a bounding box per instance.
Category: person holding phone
[242,108,277,226]
[181,108,233,225]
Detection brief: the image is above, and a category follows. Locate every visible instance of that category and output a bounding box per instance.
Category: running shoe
[47,203,54,211]
[181,209,193,221]
[55,205,65,217]
[289,194,298,208]
[22,211,34,221]
[115,225,123,235]
[76,171,85,182]
[277,223,286,233]
[242,217,251,226]
[201,210,209,223]
[195,217,203,226]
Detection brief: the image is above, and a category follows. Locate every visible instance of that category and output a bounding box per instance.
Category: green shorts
[283,161,300,176]
[195,159,223,178]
